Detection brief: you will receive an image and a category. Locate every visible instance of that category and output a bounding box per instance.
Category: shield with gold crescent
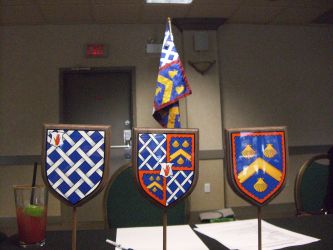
[225,127,288,206]
[133,128,199,208]
[41,124,111,207]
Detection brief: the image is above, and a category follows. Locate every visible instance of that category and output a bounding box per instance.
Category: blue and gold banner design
[153,21,191,128]
[136,132,196,207]
[228,129,287,206]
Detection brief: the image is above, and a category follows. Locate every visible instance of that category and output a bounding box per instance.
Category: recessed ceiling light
[146,0,193,4]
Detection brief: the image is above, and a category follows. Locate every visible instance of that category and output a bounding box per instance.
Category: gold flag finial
[167,17,173,40]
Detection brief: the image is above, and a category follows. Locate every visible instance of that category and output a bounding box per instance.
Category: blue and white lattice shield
[41,124,111,207]
[225,127,288,207]
[133,128,199,208]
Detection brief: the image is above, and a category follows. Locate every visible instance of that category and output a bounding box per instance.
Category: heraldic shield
[41,124,111,207]
[133,128,199,208]
[225,127,288,207]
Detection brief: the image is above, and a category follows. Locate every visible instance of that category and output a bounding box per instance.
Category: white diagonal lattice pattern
[46,129,105,205]
[138,133,166,170]
[160,30,179,68]
[166,171,193,205]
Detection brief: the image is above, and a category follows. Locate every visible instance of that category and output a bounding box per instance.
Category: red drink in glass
[16,206,47,245]
[13,185,48,247]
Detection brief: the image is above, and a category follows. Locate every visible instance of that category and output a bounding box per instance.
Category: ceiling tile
[36,0,91,4]
[229,6,284,24]
[187,4,239,18]
[240,0,291,7]
[93,0,141,3]
[0,5,44,25]
[142,5,190,23]
[93,4,140,24]
[0,0,331,26]
[271,7,330,24]
[192,0,242,4]
[287,0,333,8]
[39,4,93,24]
[0,0,35,5]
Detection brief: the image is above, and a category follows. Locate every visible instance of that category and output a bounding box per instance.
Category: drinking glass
[13,185,48,247]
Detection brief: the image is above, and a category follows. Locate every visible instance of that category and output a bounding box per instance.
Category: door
[60,67,134,223]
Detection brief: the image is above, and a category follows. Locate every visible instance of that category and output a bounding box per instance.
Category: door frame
[58,66,136,224]
[59,66,136,127]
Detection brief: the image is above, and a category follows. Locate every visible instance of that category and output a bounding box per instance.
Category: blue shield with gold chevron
[133,128,198,208]
[41,124,111,207]
[225,127,288,206]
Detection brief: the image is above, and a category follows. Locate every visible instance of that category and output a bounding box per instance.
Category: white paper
[116,224,209,250]
[194,219,320,250]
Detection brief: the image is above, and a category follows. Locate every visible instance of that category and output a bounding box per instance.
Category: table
[1,215,333,249]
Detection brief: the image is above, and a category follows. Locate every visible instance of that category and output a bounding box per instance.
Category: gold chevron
[147,181,163,191]
[237,158,282,184]
[170,149,191,162]
[158,74,173,104]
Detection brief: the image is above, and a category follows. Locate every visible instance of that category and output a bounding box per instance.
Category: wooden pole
[163,208,167,250]
[72,207,77,250]
[258,206,262,250]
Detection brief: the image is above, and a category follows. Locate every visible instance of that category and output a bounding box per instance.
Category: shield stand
[163,208,167,250]
[41,124,111,250]
[72,207,77,250]
[257,206,262,250]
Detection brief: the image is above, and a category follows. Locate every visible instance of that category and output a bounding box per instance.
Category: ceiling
[1,0,333,26]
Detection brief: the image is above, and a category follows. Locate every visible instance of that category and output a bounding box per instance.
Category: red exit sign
[86,44,108,58]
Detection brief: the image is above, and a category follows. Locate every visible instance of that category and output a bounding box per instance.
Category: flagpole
[167,17,173,40]
[179,17,189,128]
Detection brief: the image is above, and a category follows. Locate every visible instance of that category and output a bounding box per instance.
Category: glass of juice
[13,185,48,247]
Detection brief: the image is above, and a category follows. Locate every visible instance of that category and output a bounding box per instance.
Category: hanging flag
[153,18,191,128]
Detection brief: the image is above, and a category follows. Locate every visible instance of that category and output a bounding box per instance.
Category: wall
[0,24,224,219]
[183,30,224,211]
[219,24,333,147]
[218,24,333,207]
[0,24,164,218]
[1,23,332,220]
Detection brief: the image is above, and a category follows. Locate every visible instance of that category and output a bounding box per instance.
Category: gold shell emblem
[241,145,256,159]
[254,178,268,192]
[182,140,189,148]
[172,140,180,148]
[263,144,277,158]
[177,157,184,165]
